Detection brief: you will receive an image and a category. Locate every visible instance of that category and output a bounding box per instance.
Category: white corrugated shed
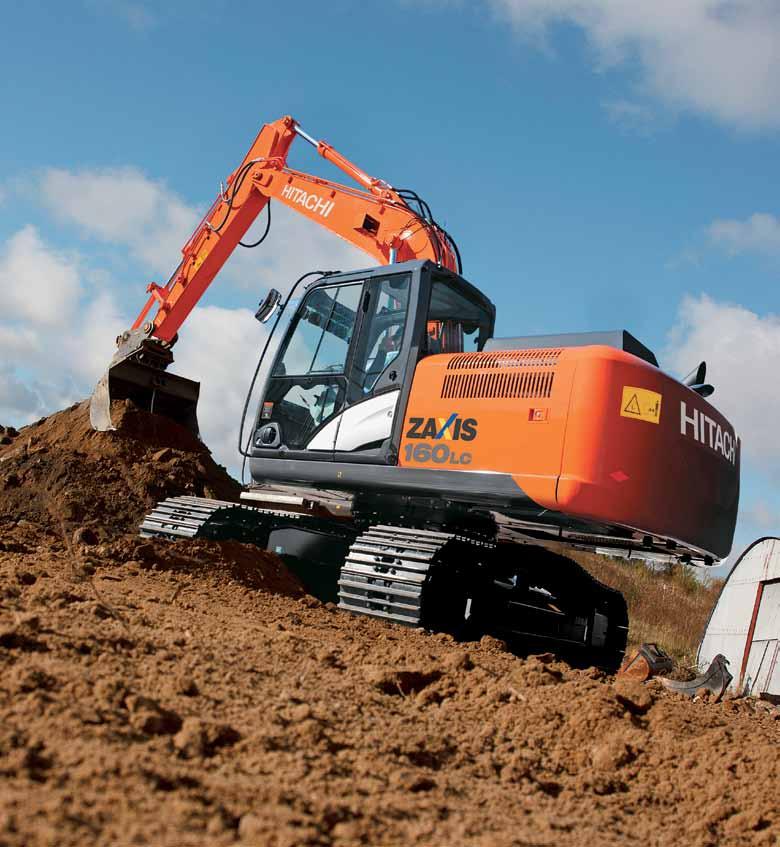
[698,537,780,697]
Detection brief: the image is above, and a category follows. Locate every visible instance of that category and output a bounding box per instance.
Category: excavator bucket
[90,336,200,436]
[658,654,733,702]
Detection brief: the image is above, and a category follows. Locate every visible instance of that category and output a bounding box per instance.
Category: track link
[337,525,458,627]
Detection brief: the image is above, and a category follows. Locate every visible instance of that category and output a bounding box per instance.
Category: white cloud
[665,295,780,467]
[708,212,780,257]
[40,167,199,276]
[0,364,41,422]
[38,168,366,294]
[0,226,82,326]
[489,0,780,130]
[0,324,42,360]
[63,292,126,382]
[0,226,124,424]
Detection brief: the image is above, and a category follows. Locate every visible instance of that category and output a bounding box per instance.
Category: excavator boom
[90,115,459,432]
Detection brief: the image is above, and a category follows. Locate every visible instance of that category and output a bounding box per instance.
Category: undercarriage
[140,486,629,672]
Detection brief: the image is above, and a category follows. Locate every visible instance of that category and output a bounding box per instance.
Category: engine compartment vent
[447,348,562,370]
[441,369,555,400]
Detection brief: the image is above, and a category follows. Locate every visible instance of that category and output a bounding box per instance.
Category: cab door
[331,272,412,461]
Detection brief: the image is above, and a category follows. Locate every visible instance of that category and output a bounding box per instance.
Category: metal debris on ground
[617,643,674,681]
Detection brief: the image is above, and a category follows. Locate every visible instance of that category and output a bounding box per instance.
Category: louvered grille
[441,348,560,399]
[447,348,562,370]
[441,369,555,400]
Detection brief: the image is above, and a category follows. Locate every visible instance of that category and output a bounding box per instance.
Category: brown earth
[1,403,778,847]
[0,400,239,544]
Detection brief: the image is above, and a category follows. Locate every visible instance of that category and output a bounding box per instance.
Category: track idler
[90,329,200,436]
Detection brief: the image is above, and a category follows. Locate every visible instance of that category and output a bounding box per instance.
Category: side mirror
[255,288,282,323]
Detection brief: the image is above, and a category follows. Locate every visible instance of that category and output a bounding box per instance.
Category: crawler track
[337,525,458,626]
[139,495,292,540]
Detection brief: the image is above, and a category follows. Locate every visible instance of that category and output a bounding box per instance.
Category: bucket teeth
[89,372,115,432]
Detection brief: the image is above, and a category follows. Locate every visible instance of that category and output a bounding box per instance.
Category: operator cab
[252,260,495,465]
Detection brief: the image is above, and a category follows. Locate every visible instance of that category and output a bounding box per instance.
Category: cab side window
[426,279,492,355]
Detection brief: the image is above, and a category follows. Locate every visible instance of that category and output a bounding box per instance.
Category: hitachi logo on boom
[281,184,335,218]
[680,401,737,465]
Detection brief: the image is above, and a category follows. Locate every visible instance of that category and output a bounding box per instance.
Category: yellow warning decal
[620,386,662,425]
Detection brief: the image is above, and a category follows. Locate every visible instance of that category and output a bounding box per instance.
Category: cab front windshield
[264,283,361,449]
[272,283,361,377]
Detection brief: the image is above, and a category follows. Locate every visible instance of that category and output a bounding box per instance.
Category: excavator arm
[131,115,457,343]
[90,115,460,433]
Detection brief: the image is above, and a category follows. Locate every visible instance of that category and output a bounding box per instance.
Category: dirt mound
[0,426,19,446]
[1,402,778,846]
[1,535,778,847]
[0,401,240,545]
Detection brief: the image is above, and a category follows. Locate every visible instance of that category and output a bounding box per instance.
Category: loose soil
[0,403,777,847]
[0,400,239,542]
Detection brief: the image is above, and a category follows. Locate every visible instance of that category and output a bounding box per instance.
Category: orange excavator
[91,116,740,670]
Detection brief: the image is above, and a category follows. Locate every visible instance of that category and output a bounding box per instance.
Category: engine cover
[400,344,740,560]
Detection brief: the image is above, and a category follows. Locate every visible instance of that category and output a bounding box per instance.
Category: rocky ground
[0,403,777,847]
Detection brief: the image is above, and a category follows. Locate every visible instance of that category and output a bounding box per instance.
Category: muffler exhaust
[89,329,200,436]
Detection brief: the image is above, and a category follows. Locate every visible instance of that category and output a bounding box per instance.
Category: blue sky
[2,0,779,574]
